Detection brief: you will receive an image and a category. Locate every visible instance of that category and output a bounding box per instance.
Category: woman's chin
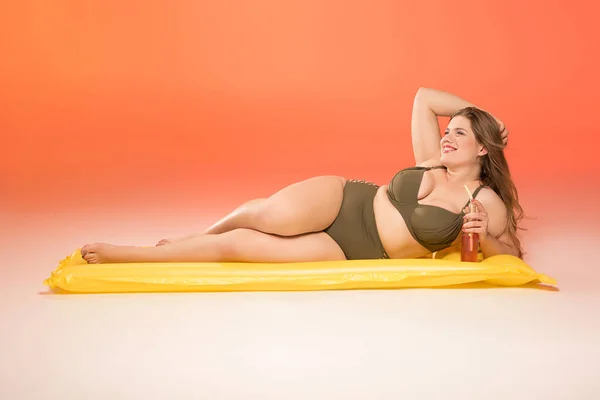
[439,154,452,164]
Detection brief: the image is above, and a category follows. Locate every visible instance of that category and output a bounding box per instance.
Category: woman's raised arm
[411,87,477,164]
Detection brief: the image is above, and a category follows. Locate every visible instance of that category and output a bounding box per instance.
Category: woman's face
[440,115,487,166]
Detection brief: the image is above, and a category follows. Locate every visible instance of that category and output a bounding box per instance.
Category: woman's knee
[241,197,298,236]
[252,202,299,235]
[235,198,270,229]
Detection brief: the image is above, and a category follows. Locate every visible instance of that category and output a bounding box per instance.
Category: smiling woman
[79,87,522,265]
[447,107,523,258]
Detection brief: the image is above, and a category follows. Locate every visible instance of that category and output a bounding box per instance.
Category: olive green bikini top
[386,166,484,252]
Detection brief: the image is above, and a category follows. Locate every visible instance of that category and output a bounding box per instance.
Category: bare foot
[82,242,127,264]
[81,242,148,264]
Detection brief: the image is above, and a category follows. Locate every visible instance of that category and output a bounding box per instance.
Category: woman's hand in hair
[498,120,509,146]
[479,109,509,147]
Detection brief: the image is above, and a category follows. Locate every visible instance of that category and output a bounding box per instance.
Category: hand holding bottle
[462,199,489,242]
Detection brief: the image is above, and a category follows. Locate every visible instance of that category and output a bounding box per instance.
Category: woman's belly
[372,185,434,259]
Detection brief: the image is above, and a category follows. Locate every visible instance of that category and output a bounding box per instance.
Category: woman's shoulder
[475,186,506,216]
[476,185,500,201]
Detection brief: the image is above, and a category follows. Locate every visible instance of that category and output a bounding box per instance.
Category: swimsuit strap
[462,185,486,209]
[471,185,485,198]
[404,165,447,171]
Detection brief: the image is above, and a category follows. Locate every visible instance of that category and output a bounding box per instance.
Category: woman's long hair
[452,107,525,258]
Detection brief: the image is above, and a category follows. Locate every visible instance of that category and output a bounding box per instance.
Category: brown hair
[452,107,525,258]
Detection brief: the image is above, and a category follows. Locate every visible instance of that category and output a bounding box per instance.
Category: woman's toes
[82,251,93,262]
[81,243,108,263]
[84,253,100,264]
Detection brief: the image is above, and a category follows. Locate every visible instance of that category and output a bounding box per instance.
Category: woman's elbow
[414,87,429,102]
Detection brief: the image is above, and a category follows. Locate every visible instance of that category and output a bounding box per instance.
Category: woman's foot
[81,242,147,264]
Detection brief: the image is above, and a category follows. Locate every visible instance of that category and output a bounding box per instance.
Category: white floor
[2,210,599,399]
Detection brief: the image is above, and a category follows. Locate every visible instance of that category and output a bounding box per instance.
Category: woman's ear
[478,146,488,156]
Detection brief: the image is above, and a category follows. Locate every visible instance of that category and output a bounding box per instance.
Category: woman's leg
[156,198,266,246]
[157,175,346,245]
[82,228,346,264]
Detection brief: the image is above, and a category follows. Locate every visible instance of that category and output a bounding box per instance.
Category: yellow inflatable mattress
[43,248,556,293]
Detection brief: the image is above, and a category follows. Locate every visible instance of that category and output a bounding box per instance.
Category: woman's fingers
[463,212,486,222]
[501,127,509,146]
[496,119,509,146]
[462,201,488,235]
[470,199,486,214]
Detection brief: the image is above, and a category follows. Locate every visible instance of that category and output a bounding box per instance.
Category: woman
[81,87,523,264]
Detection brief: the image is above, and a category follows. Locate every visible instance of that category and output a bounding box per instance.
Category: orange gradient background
[3,0,600,279]
[2,2,600,398]
[4,0,599,212]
